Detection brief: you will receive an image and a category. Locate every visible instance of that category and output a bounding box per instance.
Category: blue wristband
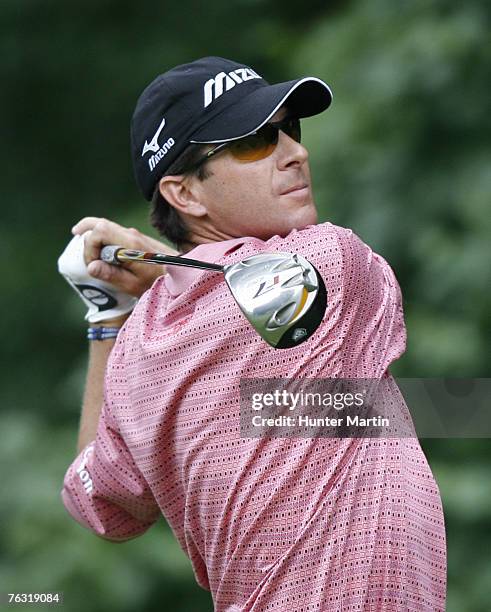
[87,327,121,341]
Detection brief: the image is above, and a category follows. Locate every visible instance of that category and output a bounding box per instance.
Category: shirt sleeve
[324,224,407,377]
[61,355,160,541]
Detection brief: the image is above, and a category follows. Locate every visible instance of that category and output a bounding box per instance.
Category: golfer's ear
[158,175,207,218]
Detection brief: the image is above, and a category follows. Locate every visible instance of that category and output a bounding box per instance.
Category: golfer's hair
[150,144,212,249]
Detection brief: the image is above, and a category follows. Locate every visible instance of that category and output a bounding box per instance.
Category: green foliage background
[1,0,489,610]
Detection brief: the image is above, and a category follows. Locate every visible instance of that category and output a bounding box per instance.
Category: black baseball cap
[131,56,333,200]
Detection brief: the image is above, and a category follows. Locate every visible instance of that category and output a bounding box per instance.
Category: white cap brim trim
[189,77,333,144]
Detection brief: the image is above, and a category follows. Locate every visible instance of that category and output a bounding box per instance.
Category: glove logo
[75,284,117,312]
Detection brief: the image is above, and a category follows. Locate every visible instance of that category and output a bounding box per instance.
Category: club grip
[100,245,123,265]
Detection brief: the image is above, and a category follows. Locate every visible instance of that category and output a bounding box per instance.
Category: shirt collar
[164,237,252,296]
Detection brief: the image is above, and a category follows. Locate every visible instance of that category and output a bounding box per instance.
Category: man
[60,57,446,610]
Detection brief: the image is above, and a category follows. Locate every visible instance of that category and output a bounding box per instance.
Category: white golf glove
[58,233,138,323]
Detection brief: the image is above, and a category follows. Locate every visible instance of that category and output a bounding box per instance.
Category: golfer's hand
[71,217,178,298]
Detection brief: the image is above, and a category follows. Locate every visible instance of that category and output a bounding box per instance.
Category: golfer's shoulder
[265,222,369,269]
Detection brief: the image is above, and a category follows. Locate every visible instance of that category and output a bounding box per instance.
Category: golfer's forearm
[77,315,130,454]
[77,338,115,453]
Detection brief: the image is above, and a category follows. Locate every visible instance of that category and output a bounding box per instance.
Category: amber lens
[228,125,278,162]
[228,118,301,162]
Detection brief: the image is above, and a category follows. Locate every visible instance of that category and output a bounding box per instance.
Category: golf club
[101,246,327,349]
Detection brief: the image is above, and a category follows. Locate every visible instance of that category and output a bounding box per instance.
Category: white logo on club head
[292,328,308,342]
[142,117,166,156]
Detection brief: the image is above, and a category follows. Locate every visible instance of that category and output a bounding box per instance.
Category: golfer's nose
[276,130,309,169]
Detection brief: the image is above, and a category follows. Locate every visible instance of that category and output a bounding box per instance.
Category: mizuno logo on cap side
[141,115,176,171]
[204,68,262,108]
[142,117,166,156]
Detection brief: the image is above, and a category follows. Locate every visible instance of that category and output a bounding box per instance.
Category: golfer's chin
[276,207,318,238]
[291,198,318,229]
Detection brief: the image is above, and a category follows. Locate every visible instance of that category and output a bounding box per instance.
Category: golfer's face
[194,107,318,240]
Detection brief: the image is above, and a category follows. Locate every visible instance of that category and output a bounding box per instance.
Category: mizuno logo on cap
[142,117,167,155]
[141,116,176,172]
[204,68,262,108]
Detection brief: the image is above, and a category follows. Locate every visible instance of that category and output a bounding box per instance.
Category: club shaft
[101,246,224,272]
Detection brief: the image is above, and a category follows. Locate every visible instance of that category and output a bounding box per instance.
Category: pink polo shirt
[61,222,446,611]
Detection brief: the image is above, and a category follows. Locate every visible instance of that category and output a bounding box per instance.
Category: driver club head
[223,252,327,348]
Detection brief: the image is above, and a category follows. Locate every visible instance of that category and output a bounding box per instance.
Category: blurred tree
[294,0,491,377]
[1,1,489,610]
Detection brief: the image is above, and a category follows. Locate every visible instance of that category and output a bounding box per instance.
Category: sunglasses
[191,116,301,169]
